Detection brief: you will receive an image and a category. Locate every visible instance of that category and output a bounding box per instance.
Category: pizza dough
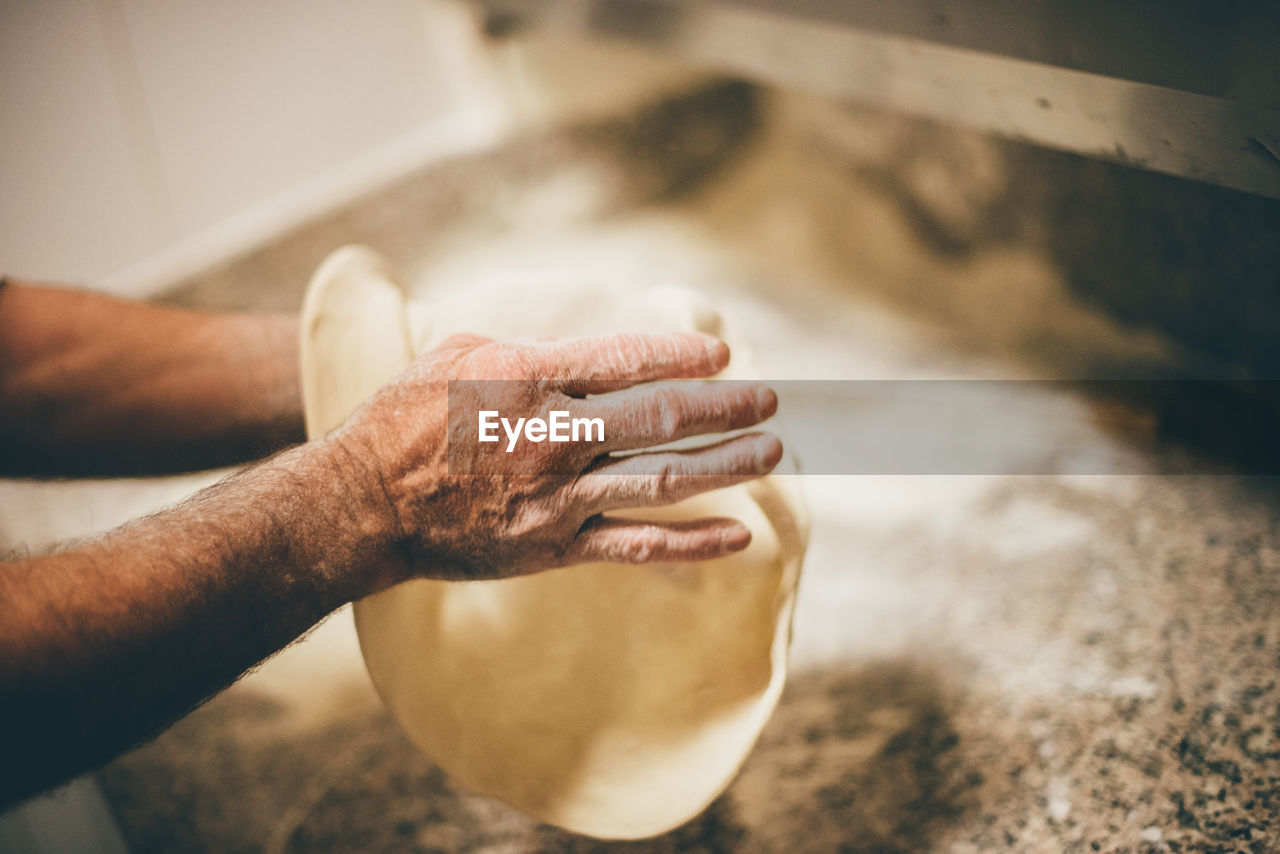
[300,245,807,839]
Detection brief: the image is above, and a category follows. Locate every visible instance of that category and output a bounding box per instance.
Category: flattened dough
[301,245,807,839]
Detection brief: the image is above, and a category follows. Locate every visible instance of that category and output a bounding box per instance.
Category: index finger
[536,332,730,395]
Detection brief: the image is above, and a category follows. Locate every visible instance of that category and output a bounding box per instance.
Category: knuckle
[561,475,594,516]
[439,332,495,358]
[618,331,651,359]
[731,386,756,423]
[625,532,658,563]
[646,462,677,503]
[505,346,542,380]
[440,332,474,349]
[654,389,686,435]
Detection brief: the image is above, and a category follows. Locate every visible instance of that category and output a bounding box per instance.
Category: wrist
[204,312,306,452]
[291,433,411,599]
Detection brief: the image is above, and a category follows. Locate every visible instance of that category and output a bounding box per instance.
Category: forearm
[0,278,304,475]
[0,437,390,805]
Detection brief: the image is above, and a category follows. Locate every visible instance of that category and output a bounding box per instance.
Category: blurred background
[3,1,1280,851]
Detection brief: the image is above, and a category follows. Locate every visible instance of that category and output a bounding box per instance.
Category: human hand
[322,331,781,588]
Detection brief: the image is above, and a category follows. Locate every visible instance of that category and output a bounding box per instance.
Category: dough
[301,245,807,839]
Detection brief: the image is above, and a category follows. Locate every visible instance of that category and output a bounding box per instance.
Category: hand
[324,331,782,587]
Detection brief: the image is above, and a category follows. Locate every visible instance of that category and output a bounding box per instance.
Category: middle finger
[585,381,777,454]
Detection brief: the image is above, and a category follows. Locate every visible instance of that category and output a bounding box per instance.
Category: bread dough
[301,245,807,839]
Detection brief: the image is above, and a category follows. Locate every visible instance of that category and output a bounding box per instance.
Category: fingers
[566,516,752,564]
[538,332,730,395]
[573,432,783,514]
[590,381,777,453]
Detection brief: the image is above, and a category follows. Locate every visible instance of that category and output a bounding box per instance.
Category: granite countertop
[96,472,1280,854]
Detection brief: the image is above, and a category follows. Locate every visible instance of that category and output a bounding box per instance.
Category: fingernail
[721,523,752,552]
[755,385,778,418]
[757,435,784,473]
[703,336,729,365]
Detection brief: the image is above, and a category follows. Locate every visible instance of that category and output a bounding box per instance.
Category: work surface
[5,83,1278,852]
[85,474,1280,854]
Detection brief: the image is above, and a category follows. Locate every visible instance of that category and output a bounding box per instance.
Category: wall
[0,0,506,296]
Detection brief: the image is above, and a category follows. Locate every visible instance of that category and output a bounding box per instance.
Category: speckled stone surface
[92,472,1280,854]
[18,81,1277,852]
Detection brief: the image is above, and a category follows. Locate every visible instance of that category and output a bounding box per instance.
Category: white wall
[0,0,506,296]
